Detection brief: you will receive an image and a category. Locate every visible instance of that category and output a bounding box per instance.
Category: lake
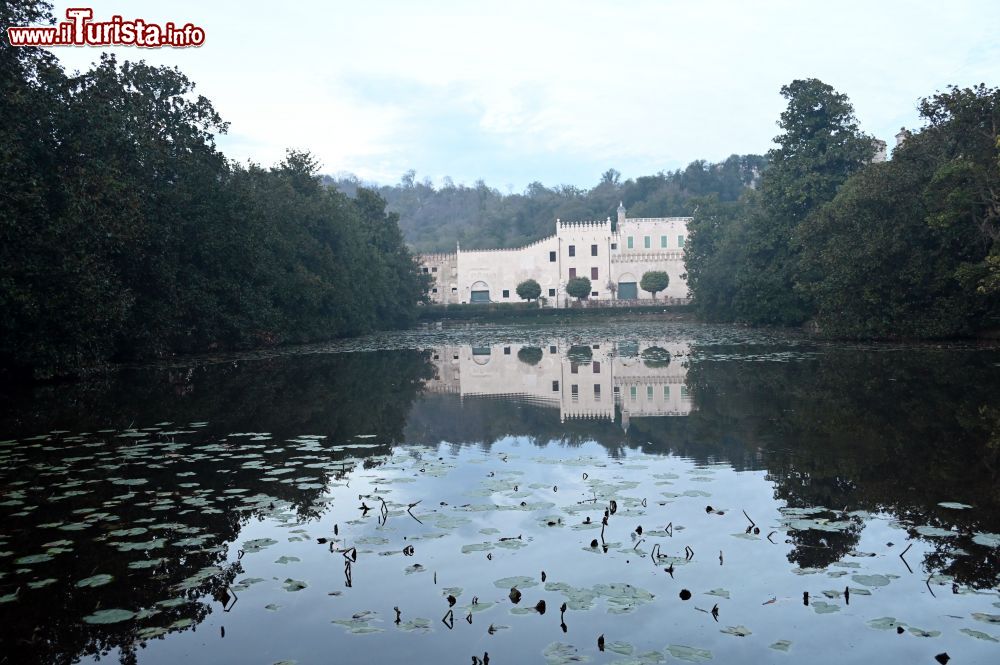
[1,322,999,664]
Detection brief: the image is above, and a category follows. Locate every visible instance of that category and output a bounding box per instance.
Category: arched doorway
[617,273,638,300]
[470,281,490,303]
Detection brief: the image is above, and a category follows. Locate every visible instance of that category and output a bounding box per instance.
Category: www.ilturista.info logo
[6,8,205,48]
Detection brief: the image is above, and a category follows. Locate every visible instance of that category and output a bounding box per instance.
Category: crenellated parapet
[557,219,612,231]
[419,252,457,263]
[622,217,692,224]
[612,251,685,262]
[458,235,556,253]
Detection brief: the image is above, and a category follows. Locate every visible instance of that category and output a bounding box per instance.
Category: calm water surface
[1,323,999,664]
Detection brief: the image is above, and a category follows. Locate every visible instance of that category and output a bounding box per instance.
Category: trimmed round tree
[565,276,592,302]
[516,278,542,302]
[640,271,670,299]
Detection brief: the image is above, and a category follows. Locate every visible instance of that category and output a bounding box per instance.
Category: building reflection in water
[424,341,693,429]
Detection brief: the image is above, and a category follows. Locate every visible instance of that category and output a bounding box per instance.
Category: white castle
[419,203,690,307]
[425,340,694,430]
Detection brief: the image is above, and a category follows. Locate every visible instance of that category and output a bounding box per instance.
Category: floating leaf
[972,532,1000,547]
[493,575,538,589]
[83,608,136,624]
[76,574,113,588]
[721,625,752,636]
[812,601,840,614]
[705,588,730,599]
[274,555,300,565]
[972,613,1000,625]
[867,617,905,631]
[852,574,891,587]
[282,578,308,592]
[960,628,998,642]
[543,642,589,665]
[770,640,792,652]
[937,502,972,510]
[242,537,278,553]
[665,645,712,662]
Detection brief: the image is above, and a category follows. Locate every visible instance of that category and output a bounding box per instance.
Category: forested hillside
[326,154,766,253]
[686,78,1000,339]
[1,2,428,380]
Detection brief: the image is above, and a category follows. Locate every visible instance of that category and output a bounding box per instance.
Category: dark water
[1,323,999,664]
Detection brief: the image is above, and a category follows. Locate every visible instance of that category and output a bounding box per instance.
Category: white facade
[419,205,691,307]
[425,340,693,428]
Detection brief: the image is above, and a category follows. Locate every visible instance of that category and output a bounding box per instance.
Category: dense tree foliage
[516,278,541,302]
[687,78,1000,337]
[639,271,669,299]
[566,276,592,301]
[0,3,428,379]
[328,155,765,253]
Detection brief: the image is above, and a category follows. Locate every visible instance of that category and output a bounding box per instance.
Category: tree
[798,84,1000,338]
[737,79,877,325]
[517,346,543,365]
[516,279,541,302]
[640,271,670,299]
[566,276,592,301]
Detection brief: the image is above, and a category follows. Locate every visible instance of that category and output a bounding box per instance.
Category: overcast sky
[42,0,1000,190]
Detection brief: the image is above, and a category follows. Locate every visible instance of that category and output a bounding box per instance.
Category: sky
[37,0,1000,191]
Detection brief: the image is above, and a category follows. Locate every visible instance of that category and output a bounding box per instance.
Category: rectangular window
[644,236,651,249]
[611,243,617,250]
[432,288,438,293]
[630,386,637,400]
[548,288,556,296]
[592,361,601,373]
[660,235,667,248]
[594,384,601,397]
[552,380,559,391]
[678,235,685,247]
[503,346,510,355]
[571,384,579,397]
[591,267,598,280]
[663,385,670,398]
[422,267,429,273]
[627,237,633,249]
[451,287,457,292]
[550,345,557,353]
[647,385,654,400]
[681,386,690,398]
[591,291,598,297]
[568,245,576,257]
[591,244,598,256]
[432,266,438,272]
[569,268,577,278]
[571,364,578,374]
[549,250,556,262]
[502,289,510,298]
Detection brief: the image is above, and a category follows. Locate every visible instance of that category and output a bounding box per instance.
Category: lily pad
[543,642,589,665]
[960,628,998,642]
[493,575,538,589]
[851,574,891,587]
[972,613,1000,624]
[282,578,308,592]
[83,608,136,624]
[720,625,752,636]
[769,640,792,652]
[665,645,712,662]
[76,574,113,588]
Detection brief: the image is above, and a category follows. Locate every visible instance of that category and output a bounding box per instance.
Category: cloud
[43,0,1000,188]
